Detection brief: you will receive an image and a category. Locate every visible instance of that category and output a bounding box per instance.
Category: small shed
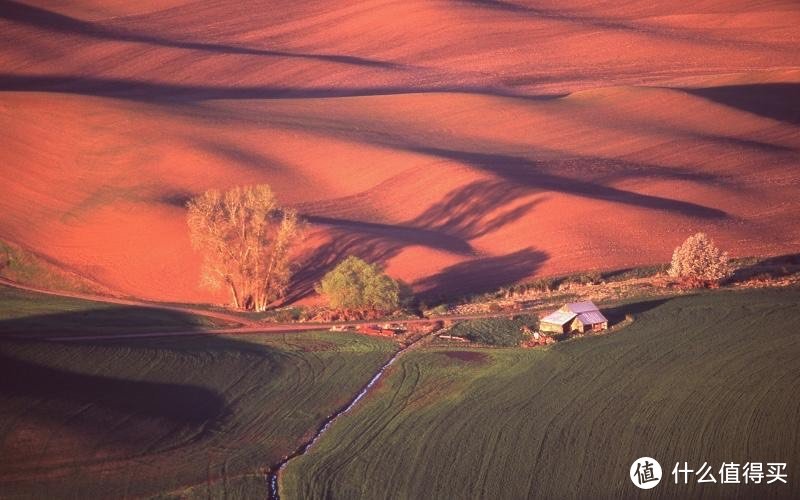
[572,311,609,333]
[539,310,577,334]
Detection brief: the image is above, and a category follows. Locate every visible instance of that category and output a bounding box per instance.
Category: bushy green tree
[316,256,402,312]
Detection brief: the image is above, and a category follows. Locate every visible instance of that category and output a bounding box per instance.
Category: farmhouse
[539,300,608,334]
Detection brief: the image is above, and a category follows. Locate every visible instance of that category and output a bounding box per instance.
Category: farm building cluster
[539,301,608,334]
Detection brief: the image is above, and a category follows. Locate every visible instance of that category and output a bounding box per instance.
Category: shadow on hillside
[407,180,546,239]
[305,215,475,255]
[697,133,797,154]
[0,305,213,336]
[475,0,794,51]
[403,146,730,220]
[0,73,565,102]
[232,108,736,219]
[286,139,731,302]
[302,180,544,255]
[0,308,278,462]
[0,346,226,425]
[601,297,673,327]
[729,253,800,283]
[684,83,800,126]
[287,181,546,303]
[414,248,549,303]
[286,229,416,304]
[457,0,786,49]
[1,0,404,69]
[195,139,295,174]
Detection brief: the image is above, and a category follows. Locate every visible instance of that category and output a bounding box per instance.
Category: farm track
[0,277,547,341]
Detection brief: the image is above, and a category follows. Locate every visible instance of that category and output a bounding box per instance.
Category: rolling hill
[1,0,799,304]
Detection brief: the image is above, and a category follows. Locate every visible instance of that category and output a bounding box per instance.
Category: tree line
[187,184,732,313]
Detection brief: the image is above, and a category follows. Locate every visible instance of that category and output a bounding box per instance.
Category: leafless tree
[187,185,302,311]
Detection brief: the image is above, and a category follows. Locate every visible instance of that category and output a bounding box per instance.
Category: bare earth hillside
[1,0,799,304]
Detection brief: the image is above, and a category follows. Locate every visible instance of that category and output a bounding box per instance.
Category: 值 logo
[631,457,662,489]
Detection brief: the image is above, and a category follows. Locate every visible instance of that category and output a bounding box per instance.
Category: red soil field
[1,0,799,304]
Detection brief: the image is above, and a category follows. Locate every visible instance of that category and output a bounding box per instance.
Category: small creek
[267,335,425,499]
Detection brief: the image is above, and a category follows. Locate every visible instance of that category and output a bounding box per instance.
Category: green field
[447,314,538,346]
[281,289,800,499]
[0,299,396,498]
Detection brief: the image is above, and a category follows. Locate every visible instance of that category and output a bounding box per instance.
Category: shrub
[602,264,668,282]
[570,271,602,286]
[423,304,449,317]
[487,303,501,313]
[668,232,732,286]
[528,277,557,293]
[316,256,404,313]
[271,307,306,322]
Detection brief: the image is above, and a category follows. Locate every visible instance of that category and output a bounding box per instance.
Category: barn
[540,300,608,334]
[539,309,577,334]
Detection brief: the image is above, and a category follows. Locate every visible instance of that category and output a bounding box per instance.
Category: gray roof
[563,301,600,314]
[541,310,576,326]
[575,311,608,325]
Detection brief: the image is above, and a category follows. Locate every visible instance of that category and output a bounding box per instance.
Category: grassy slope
[0,331,395,498]
[447,315,537,346]
[0,240,105,295]
[282,289,800,499]
[0,285,226,336]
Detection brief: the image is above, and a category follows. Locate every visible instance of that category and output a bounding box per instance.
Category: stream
[267,333,428,499]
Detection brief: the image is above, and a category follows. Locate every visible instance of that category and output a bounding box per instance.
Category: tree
[316,256,402,313]
[186,185,302,311]
[668,232,731,286]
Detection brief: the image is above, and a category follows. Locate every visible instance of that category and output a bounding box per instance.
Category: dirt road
[0,278,537,342]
